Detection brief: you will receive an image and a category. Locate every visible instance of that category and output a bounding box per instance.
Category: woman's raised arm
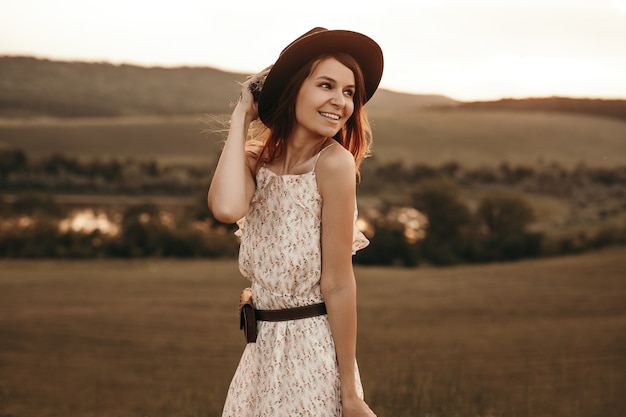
[207,72,267,223]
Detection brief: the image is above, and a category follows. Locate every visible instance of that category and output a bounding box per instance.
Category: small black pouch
[239,303,257,343]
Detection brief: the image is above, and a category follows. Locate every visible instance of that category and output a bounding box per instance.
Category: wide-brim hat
[258,27,384,126]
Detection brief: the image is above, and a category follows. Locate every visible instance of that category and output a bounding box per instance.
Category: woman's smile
[319,111,341,121]
[294,57,355,138]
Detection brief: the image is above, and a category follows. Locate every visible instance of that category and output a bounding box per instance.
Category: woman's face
[293,57,356,139]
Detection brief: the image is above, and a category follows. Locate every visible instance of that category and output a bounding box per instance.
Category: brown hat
[258,27,384,126]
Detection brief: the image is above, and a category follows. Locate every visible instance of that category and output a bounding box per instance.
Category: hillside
[0,56,457,118]
[2,110,626,168]
[2,56,625,122]
[459,97,626,122]
[1,56,625,169]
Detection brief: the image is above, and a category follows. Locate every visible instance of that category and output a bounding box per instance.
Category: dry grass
[0,115,223,165]
[2,109,626,168]
[0,248,625,416]
[356,248,626,416]
[369,109,626,168]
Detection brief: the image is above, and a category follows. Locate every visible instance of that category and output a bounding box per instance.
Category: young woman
[208,27,384,417]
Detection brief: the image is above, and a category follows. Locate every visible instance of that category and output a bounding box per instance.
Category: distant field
[0,115,224,164]
[2,109,626,167]
[1,248,625,417]
[370,109,626,167]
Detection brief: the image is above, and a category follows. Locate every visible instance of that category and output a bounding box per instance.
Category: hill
[2,109,626,168]
[0,56,457,118]
[369,109,626,167]
[3,56,626,122]
[1,56,625,169]
[459,97,626,122]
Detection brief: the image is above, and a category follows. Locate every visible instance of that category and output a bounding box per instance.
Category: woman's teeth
[320,112,340,120]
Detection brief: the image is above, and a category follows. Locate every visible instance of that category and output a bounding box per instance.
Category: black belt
[240,302,327,343]
[255,302,327,322]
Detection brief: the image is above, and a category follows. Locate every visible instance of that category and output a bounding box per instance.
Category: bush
[354,225,419,267]
[0,148,27,178]
[411,179,472,265]
[590,223,626,248]
[472,192,541,261]
[477,193,534,237]
[0,198,241,259]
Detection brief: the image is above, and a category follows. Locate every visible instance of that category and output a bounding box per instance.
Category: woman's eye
[320,83,331,89]
[344,90,355,97]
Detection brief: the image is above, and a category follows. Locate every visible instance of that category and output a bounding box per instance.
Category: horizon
[3,53,625,103]
[1,0,625,102]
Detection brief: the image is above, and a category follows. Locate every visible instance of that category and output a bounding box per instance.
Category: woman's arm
[317,148,376,416]
[207,73,266,223]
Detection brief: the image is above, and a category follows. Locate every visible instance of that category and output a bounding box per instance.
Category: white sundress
[222,145,369,417]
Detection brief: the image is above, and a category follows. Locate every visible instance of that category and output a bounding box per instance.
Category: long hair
[247,52,373,179]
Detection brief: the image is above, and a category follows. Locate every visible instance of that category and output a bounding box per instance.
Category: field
[369,109,626,168]
[1,247,625,417]
[0,115,222,165]
[2,109,626,168]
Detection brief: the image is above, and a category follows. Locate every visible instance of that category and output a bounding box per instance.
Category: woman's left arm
[317,148,375,416]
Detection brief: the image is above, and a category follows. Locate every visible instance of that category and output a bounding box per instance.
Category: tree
[474,193,541,261]
[411,179,471,265]
[477,193,534,238]
[0,148,27,178]
[114,203,168,257]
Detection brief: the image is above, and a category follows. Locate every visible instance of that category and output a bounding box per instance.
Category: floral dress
[222,145,369,417]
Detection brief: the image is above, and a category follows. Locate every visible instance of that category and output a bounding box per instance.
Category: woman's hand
[239,287,253,310]
[233,67,271,122]
[208,68,270,223]
[342,396,377,417]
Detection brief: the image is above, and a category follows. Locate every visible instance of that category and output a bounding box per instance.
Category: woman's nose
[330,89,346,108]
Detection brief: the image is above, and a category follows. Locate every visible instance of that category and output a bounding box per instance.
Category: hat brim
[258,28,384,126]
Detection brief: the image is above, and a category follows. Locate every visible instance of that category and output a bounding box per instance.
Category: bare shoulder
[315,144,356,199]
[315,144,356,180]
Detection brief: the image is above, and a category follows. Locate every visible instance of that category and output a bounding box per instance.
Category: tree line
[1,182,624,266]
[356,179,625,266]
[2,148,625,195]
[1,149,209,195]
[1,148,625,265]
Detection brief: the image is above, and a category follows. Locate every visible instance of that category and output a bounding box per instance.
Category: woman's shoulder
[315,142,356,180]
[315,142,357,209]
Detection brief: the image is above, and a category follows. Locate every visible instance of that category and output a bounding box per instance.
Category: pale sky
[1,0,625,101]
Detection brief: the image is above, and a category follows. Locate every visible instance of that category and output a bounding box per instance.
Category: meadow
[1,247,624,417]
[1,57,625,415]
[2,108,626,168]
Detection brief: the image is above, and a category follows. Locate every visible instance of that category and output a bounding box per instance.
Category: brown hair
[247,52,372,179]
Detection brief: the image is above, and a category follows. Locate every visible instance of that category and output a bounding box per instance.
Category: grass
[369,109,626,168]
[0,115,223,165]
[1,247,625,416]
[2,109,626,168]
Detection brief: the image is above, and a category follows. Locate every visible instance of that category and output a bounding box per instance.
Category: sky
[1,0,625,101]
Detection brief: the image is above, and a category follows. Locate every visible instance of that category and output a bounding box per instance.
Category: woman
[208,27,384,417]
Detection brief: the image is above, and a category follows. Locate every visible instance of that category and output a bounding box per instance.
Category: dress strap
[313,143,334,169]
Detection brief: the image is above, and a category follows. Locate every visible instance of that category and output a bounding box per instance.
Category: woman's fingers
[230,67,272,114]
[239,287,253,308]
